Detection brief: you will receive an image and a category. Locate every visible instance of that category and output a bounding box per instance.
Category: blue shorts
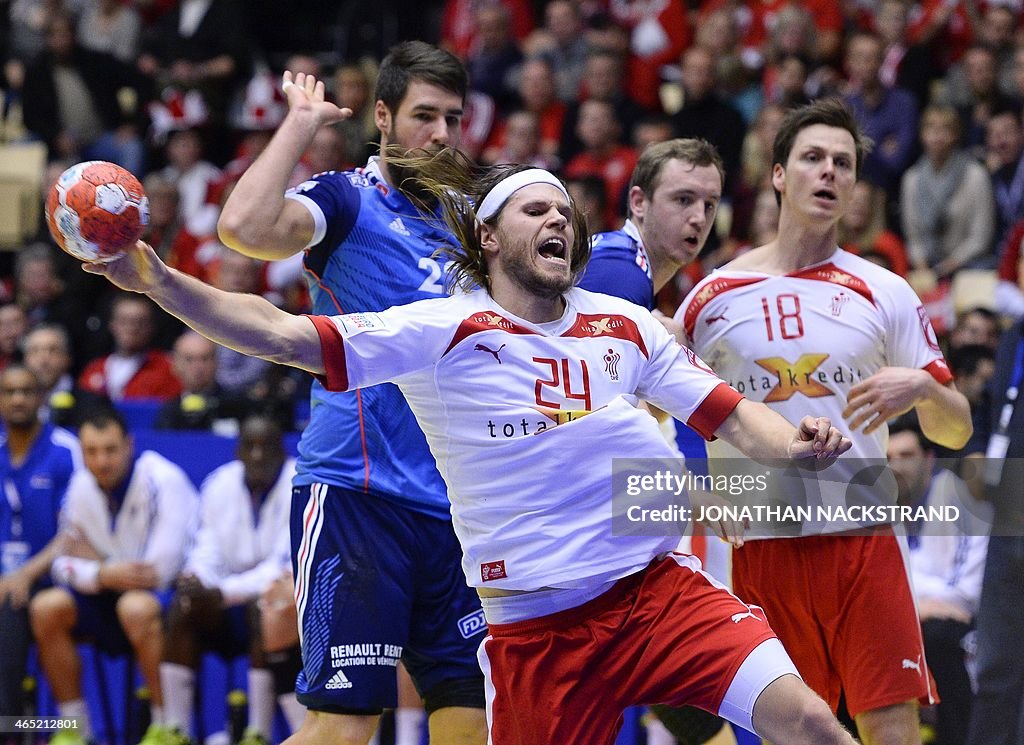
[291,484,485,714]
[72,589,174,654]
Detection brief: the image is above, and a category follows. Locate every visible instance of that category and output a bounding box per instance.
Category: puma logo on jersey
[705,308,729,325]
[388,217,411,236]
[325,669,353,689]
[730,607,763,624]
[474,343,505,363]
[902,656,922,675]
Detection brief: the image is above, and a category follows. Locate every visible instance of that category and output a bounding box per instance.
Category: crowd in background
[0,0,1022,422]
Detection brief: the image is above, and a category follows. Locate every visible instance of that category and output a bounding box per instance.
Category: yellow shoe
[137,724,192,745]
[49,731,87,745]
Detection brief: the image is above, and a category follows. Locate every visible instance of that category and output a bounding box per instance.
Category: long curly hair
[387,147,591,293]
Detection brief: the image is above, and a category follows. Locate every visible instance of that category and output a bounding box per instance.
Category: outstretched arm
[217,71,352,260]
[84,242,325,375]
[716,399,852,464]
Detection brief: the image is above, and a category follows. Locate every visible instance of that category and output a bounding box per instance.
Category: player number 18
[761,294,804,340]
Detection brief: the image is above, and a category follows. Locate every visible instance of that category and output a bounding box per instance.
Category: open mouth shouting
[537,235,568,266]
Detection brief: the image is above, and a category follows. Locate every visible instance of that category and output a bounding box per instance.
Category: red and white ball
[45,161,149,262]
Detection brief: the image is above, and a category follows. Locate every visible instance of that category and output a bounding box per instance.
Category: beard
[500,235,573,300]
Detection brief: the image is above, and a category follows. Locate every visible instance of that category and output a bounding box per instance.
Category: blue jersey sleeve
[577,253,655,309]
[287,172,362,278]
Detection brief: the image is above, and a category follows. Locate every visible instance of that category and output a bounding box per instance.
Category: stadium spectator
[901,104,995,283]
[484,57,564,161]
[670,46,747,199]
[76,0,142,63]
[632,114,674,153]
[464,3,523,113]
[949,307,1002,352]
[155,415,302,745]
[983,105,1024,250]
[564,98,639,231]
[21,12,149,174]
[523,0,589,105]
[136,0,251,162]
[843,31,919,202]
[838,179,908,276]
[995,218,1024,319]
[77,294,182,402]
[154,331,248,434]
[154,127,223,236]
[440,0,533,60]
[30,408,197,745]
[21,324,106,428]
[947,45,1017,151]
[331,61,378,169]
[0,364,80,723]
[559,47,648,163]
[607,0,690,111]
[874,0,934,110]
[481,109,559,171]
[888,416,990,745]
[0,303,28,373]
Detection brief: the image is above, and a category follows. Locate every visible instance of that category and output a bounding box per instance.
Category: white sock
[394,707,426,745]
[58,699,92,740]
[151,705,165,726]
[247,668,275,738]
[645,714,677,745]
[160,663,196,731]
[276,693,305,734]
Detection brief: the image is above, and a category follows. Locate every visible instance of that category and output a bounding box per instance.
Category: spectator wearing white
[157,415,303,745]
[29,408,198,745]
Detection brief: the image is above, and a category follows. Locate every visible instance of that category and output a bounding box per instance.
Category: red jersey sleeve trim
[924,359,954,386]
[305,315,349,391]
[687,382,743,441]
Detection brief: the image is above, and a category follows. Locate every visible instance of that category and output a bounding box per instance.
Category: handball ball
[45,161,149,263]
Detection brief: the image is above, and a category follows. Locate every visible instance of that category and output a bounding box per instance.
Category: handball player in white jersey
[677,99,972,745]
[83,151,862,745]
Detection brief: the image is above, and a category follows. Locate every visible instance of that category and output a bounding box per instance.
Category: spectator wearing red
[995,218,1024,319]
[441,0,534,59]
[607,0,690,111]
[564,98,639,230]
[78,295,181,401]
[483,57,565,162]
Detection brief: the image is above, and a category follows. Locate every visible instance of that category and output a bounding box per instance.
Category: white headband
[476,169,570,223]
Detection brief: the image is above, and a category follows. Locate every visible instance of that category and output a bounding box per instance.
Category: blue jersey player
[577,139,732,745]
[217,42,487,745]
[0,365,80,719]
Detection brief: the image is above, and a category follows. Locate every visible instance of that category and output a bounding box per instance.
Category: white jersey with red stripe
[677,248,953,534]
[308,287,742,591]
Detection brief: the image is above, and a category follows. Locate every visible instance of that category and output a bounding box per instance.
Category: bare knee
[856,702,919,745]
[116,590,161,643]
[753,675,854,745]
[427,706,487,745]
[29,587,76,638]
[284,709,378,745]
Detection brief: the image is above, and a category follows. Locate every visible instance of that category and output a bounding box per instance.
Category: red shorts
[732,527,938,717]
[479,554,781,745]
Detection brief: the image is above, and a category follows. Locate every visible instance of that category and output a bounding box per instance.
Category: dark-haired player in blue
[0,364,80,722]
[577,138,731,745]
[217,42,486,745]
